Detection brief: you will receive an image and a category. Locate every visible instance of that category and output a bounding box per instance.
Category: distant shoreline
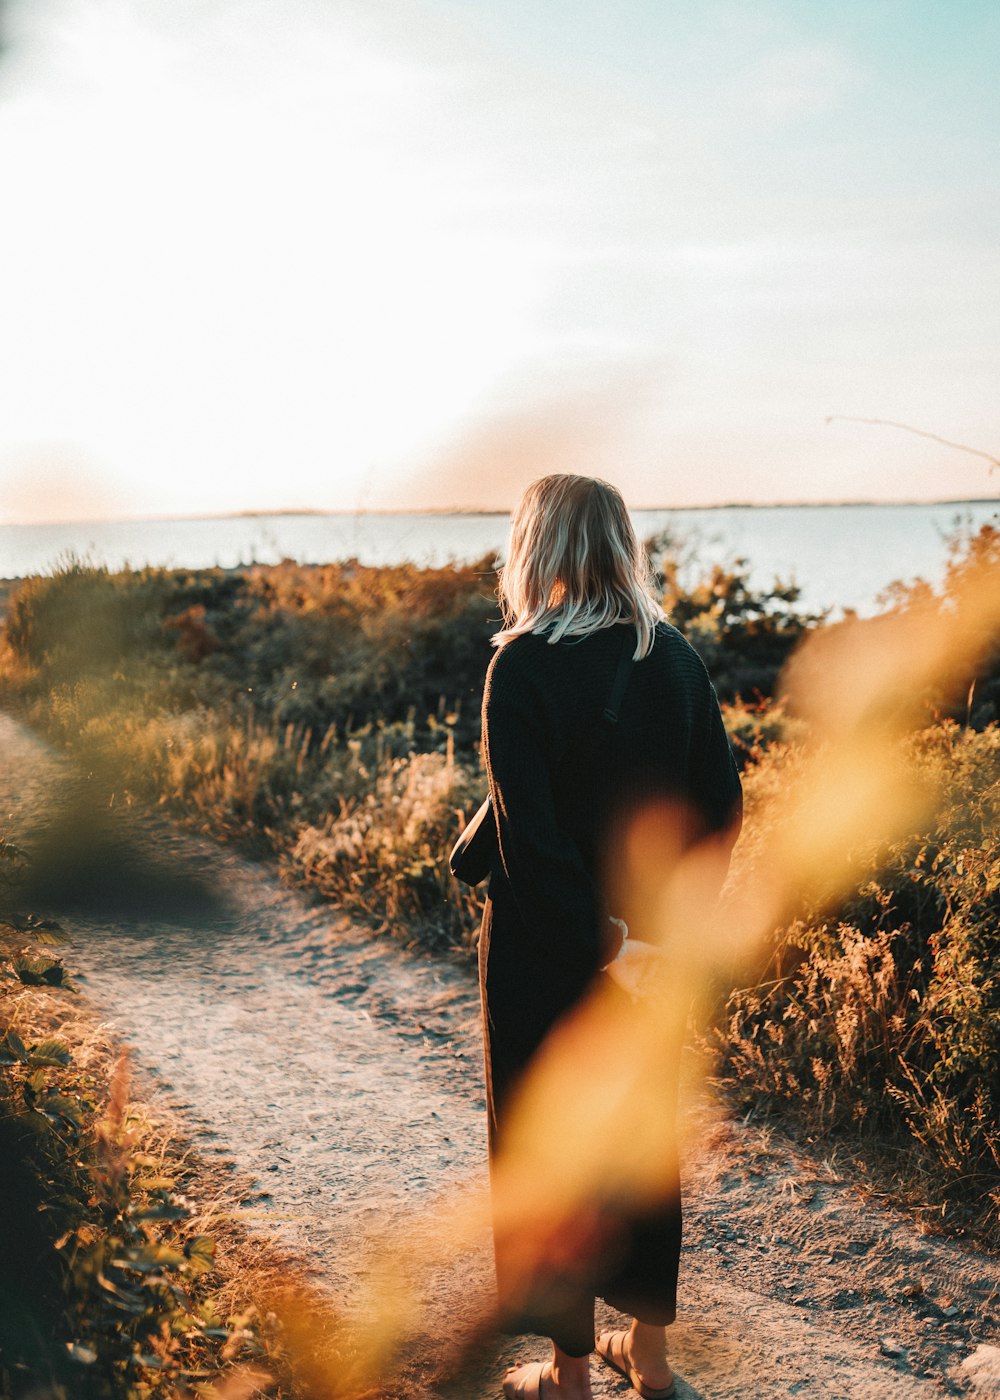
[2,499,996,614]
[3,496,996,530]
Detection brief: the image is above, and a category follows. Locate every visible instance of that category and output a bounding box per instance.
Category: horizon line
[2,494,998,529]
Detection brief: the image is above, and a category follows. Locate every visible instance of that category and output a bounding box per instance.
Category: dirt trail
[2,712,998,1399]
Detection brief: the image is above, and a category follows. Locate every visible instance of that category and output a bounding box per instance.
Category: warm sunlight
[1,0,998,519]
[1,7,999,1397]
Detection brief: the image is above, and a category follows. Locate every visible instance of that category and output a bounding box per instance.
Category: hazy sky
[1,0,998,521]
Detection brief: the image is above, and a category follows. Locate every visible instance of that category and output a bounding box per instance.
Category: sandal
[595,1329,676,1399]
[501,1359,554,1399]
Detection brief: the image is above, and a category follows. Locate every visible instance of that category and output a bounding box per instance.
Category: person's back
[468,473,742,1400]
[482,617,740,1016]
[486,618,738,863]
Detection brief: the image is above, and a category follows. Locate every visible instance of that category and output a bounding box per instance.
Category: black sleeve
[483,649,603,980]
[690,680,743,838]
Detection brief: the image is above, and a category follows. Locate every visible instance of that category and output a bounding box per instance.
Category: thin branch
[825,416,1000,472]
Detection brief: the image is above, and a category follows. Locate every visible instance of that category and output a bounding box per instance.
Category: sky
[1,0,998,522]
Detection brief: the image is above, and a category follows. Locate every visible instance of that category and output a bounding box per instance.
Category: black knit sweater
[481,619,742,992]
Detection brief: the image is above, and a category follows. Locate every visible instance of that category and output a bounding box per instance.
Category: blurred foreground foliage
[721,719,1000,1237]
[1,525,999,1238]
[0,844,274,1399]
[4,556,500,750]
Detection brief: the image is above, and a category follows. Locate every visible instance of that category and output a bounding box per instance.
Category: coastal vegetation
[0,546,822,948]
[719,718,1000,1234]
[0,842,281,1399]
[1,523,998,1332]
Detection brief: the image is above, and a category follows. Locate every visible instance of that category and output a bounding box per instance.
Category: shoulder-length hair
[493,474,664,659]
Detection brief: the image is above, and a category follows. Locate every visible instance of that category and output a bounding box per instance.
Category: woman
[474,475,742,1400]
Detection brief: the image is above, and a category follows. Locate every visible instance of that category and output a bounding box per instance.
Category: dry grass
[2,530,999,1395]
[0,932,290,1398]
[1,922,492,1400]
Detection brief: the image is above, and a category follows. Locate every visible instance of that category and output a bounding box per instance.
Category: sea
[1,500,997,617]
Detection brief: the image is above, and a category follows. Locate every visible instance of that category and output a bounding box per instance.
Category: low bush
[0,546,821,952]
[650,537,826,703]
[717,721,1000,1239]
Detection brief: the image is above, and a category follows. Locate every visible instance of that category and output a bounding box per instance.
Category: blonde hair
[493,474,664,659]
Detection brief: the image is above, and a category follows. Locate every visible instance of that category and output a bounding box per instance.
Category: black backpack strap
[602,630,636,726]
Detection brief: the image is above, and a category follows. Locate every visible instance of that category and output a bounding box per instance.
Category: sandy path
[1,711,997,1399]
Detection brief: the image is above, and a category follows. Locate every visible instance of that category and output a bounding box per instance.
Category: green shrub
[5,563,174,680]
[649,535,826,702]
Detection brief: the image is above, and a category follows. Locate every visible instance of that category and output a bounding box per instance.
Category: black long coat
[478,618,742,1341]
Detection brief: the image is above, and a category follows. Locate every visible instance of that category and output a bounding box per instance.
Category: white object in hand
[604,936,667,1001]
[606,916,629,962]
